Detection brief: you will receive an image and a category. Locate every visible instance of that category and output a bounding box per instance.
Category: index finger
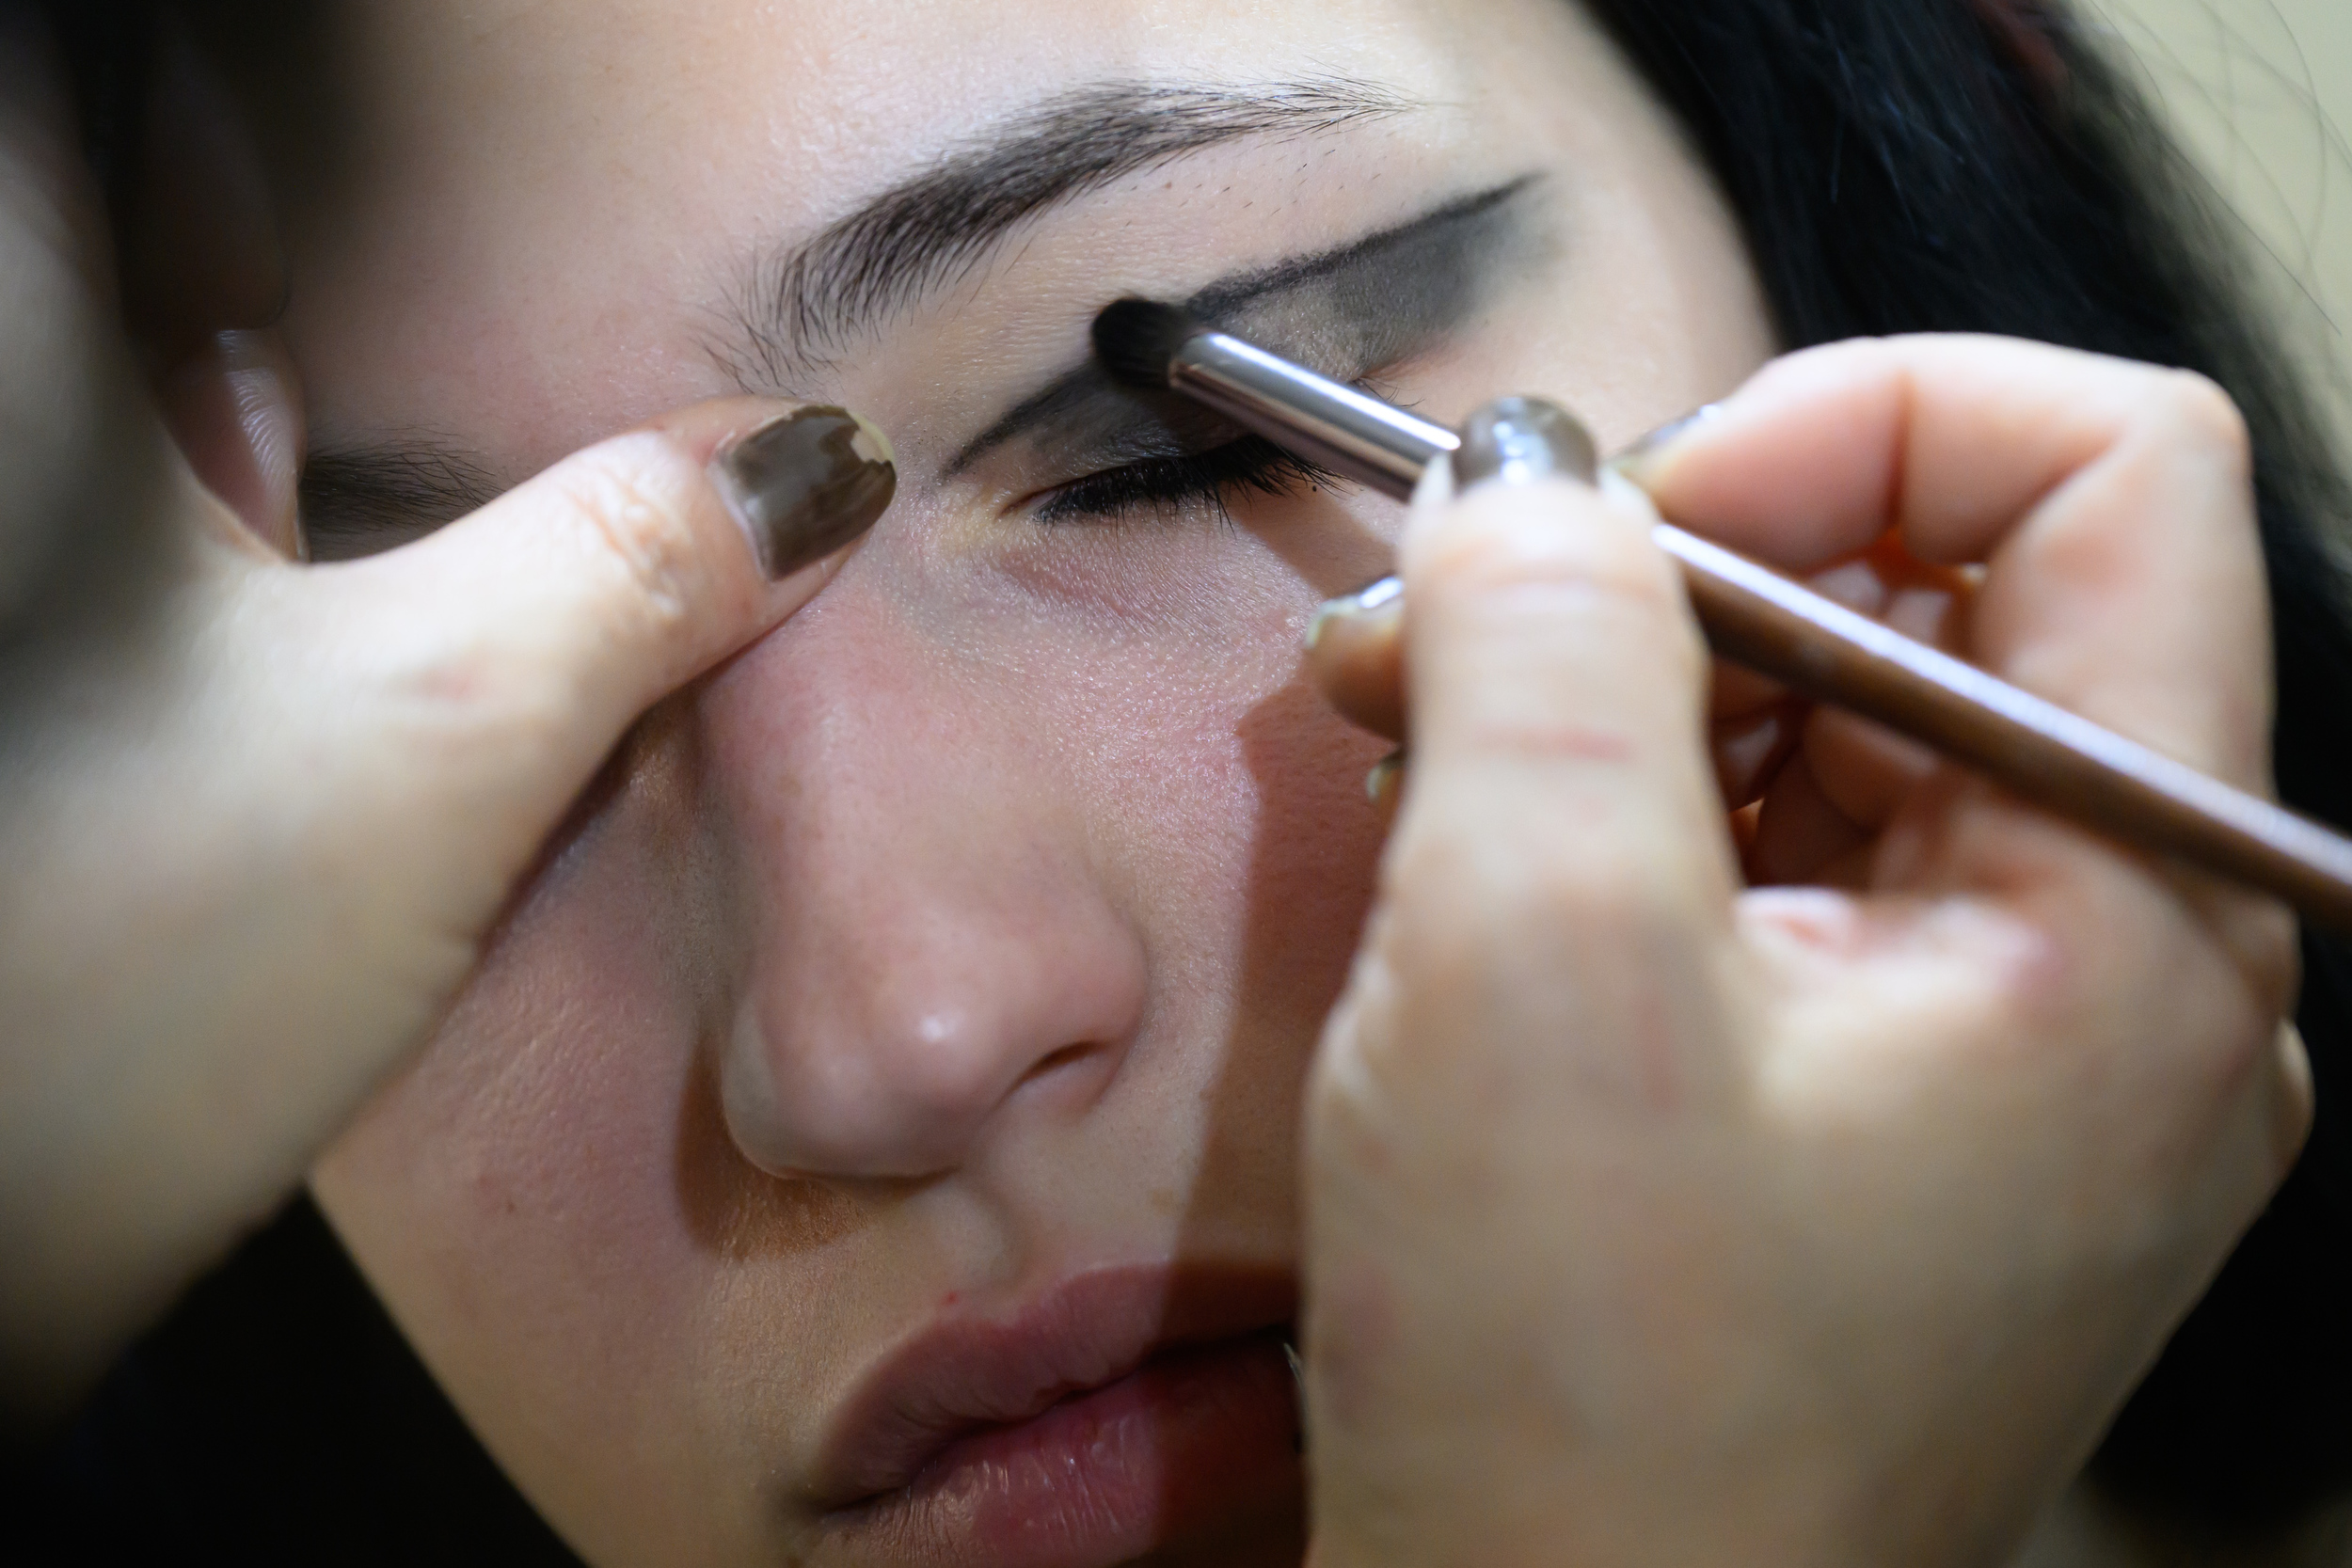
[1388,401,1742,1104]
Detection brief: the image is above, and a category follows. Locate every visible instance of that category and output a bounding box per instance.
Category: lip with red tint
[812,1265,1304,1567]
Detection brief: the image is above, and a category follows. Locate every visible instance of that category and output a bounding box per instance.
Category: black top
[8,1196,581,1566]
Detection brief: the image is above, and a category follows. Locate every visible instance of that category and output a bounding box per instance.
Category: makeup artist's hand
[1298,348,2307,1568]
[0,16,891,1426]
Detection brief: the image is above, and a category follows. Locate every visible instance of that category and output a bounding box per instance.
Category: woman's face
[277,0,1773,1560]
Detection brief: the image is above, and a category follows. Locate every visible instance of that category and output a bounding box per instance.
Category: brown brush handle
[1660,524,2352,933]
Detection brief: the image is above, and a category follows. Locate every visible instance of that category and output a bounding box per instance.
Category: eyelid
[1030,433,1345,525]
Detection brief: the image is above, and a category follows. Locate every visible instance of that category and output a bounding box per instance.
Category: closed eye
[1033,435,1344,526]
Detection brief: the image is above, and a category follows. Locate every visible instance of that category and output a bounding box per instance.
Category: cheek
[803,498,1392,991]
[315,826,707,1354]
[309,745,866,1545]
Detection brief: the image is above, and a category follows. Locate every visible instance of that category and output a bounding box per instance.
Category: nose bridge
[707,606,1148,1180]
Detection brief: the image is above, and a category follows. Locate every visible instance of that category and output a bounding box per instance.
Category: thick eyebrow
[299,440,504,561]
[947,176,1537,474]
[720,77,1417,388]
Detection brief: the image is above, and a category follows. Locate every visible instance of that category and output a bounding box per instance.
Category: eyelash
[1034,435,1343,526]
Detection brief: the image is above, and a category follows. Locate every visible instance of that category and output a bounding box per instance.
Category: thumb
[282,396,892,924]
[0,396,887,1401]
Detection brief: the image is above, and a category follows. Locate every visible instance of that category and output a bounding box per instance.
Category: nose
[707,608,1150,1180]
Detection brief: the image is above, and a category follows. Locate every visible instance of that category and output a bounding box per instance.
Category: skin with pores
[255,0,1771,1560]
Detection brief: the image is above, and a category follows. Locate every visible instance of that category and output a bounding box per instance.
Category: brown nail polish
[1609,404,1724,483]
[1453,396,1598,491]
[1306,574,1402,648]
[712,404,896,578]
[1308,575,1406,741]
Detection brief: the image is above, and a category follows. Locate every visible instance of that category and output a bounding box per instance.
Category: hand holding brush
[1093,300,2352,932]
[1271,330,2310,1567]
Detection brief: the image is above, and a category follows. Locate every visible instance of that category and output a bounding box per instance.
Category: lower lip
[831,1332,1304,1568]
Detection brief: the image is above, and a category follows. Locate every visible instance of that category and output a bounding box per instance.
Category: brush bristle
[1092,297,1202,389]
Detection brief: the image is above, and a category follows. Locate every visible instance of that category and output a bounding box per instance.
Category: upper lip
[813,1262,1297,1509]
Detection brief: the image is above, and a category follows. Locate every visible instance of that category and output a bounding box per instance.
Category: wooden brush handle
[1661,524,2352,933]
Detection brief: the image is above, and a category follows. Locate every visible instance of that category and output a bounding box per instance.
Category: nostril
[1004,1037,1120,1114]
[1024,1041,1094,1084]
[722,997,1110,1180]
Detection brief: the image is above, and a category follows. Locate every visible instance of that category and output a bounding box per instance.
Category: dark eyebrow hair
[299,440,504,561]
[720,76,1417,388]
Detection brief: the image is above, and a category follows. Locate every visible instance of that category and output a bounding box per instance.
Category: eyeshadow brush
[1091,297,2352,935]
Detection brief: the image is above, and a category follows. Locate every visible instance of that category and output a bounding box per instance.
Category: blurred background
[2094,0,2352,479]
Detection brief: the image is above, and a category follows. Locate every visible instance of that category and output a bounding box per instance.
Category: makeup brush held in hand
[1092,296,2352,934]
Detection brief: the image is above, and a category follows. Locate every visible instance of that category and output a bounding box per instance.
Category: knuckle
[1373,828,1506,991]
[1415,498,1698,675]
[1370,811,1727,1117]
[1380,805,1699,986]
[1421,487,1677,605]
[360,613,556,753]
[2153,371,2252,478]
[2232,897,2301,1022]
[548,436,711,638]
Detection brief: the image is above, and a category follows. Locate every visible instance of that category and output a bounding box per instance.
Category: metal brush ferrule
[1168,332,1457,501]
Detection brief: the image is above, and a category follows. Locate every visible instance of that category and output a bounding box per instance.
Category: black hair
[1577,0,2352,1529]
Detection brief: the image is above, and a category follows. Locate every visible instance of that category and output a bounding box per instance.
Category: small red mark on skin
[941,1291,960,1307]
[1470,721,1638,763]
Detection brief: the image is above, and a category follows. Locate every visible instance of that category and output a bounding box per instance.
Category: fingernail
[1608,404,1724,485]
[1365,750,1406,806]
[1453,396,1598,492]
[711,404,897,578]
[1306,574,1402,649]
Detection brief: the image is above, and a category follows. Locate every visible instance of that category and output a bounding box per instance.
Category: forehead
[250,0,1654,462]
[318,0,1475,183]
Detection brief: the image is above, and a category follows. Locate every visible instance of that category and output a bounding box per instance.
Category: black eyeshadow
[946,174,1546,483]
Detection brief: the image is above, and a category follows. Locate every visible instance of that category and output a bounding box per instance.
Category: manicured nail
[1608,404,1724,484]
[711,404,896,578]
[1453,396,1599,491]
[1306,574,1402,649]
